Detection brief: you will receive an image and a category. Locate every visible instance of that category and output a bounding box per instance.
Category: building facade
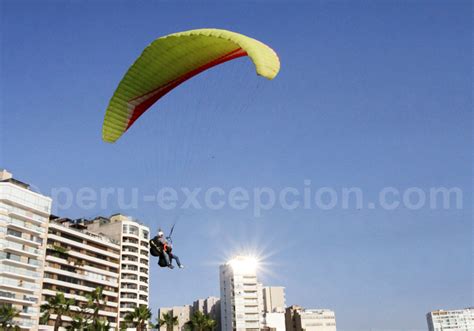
[193,296,221,329]
[158,297,221,331]
[0,170,52,330]
[286,305,337,331]
[86,214,150,330]
[220,256,263,331]
[262,312,286,331]
[261,287,286,331]
[427,308,474,331]
[262,287,286,313]
[158,305,192,331]
[40,217,121,329]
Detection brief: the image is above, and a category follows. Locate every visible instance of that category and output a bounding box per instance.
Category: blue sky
[1,0,472,329]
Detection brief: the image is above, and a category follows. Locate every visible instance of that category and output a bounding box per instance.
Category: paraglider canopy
[102,28,280,143]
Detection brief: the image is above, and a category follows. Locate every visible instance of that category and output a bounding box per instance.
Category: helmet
[158,230,164,237]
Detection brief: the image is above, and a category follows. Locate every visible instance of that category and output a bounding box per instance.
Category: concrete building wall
[427,308,474,331]
[286,306,336,331]
[262,287,286,313]
[159,305,192,331]
[86,214,150,330]
[192,296,221,330]
[0,170,52,330]
[263,312,286,331]
[158,297,221,331]
[220,256,262,331]
[40,218,121,329]
[261,287,286,331]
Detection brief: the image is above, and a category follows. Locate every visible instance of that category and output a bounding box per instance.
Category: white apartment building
[86,214,150,330]
[0,170,52,330]
[40,217,121,329]
[427,308,474,331]
[220,256,263,331]
[286,305,337,331]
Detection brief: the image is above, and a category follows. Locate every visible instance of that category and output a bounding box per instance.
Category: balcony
[0,252,42,269]
[6,231,42,247]
[122,247,138,254]
[0,276,39,292]
[7,218,45,235]
[0,291,37,305]
[8,206,48,223]
[47,232,120,259]
[2,241,42,257]
[0,265,40,279]
[14,317,35,328]
[45,255,120,280]
[123,237,139,244]
[120,302,137,309]
[21,306,39,315]
[121,275,138,281]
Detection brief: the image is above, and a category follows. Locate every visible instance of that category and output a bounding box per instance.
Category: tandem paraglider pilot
[150,229,184,269]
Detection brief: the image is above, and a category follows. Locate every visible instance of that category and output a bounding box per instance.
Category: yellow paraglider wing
[102,28,280,143]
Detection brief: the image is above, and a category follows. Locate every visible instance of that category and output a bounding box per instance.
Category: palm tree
[159,312,178,331]
[184,311,216,331]
[124,306,152,331]
[86,286,107,328]
[40,292,75,331]
[0,304,20,330]
[204,318,216,331]
[66,311,90,331]
[89,319,110,331]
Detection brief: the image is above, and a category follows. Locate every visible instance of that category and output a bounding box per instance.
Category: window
[129,226,138,235]
[6,252,21,262]
[7,228,22,238]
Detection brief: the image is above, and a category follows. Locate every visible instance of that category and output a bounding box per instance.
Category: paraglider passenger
[151,230,184,269]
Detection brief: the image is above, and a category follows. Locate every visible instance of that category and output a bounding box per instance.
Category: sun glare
[227,255,260,274]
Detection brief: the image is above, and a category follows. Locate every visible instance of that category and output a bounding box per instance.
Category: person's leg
[162,251,171,267]
[172,254,182,267]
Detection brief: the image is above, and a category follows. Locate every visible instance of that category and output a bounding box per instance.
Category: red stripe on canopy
[126,48,247,130]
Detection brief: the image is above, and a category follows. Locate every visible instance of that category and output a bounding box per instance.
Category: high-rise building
[41,217,121,329]
[286,305,336,331]
[427,308,474,331]
[158,305,192,331]
[261,287,286,331]
[86,214,150,330]
[0,170,52,330]
[220,256,262,331]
